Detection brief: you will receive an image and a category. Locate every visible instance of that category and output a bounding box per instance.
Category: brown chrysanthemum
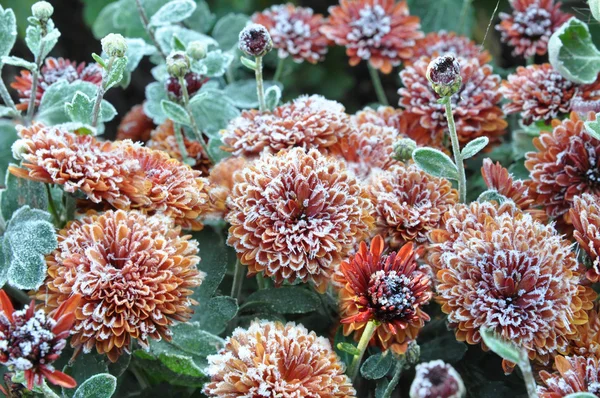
[222,94,352,157]
[496,0,571,58]
[252,4,330,64]
[226,148,374,292]
[538,355,600,397]
[11,57,102,110]
[409,31,491,65]
[398,56,506,149]
[116,104,155,142]
[206,156,247,217]
[571,193,600,282]
[369,162,458,247]
[147,119,212,176]
[321,0,422,73]
[36,210,204,362]
[525,112,600,220]
[501,64,600,125]
[565,302,600,357]
[204,320,356,397]
[431,201,590,372]
[333,235,432,354]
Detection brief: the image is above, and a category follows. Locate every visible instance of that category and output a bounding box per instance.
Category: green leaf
[124,38,155,73]
[193,49,233,77]
[591,0,600,22]
[65,91,95,125]
[144,81,169,124]
[212,13,248,49]
[62,353,110,398]
[191,296,237,334]
[239,55,256,71]
[149,0,196,27]
[0,105,15,118]
[565,394,599,398]
[104,56,128,90]
[0,120,18,183]
[461,136,489,159]
[157,352,205,377]
[549,18,600,84]
[361,351,394,380]
[207,136,231,163]
[171,34,186,51]
[155,25,216,54]
[419,332,468,363]
[264,85,281,111]
[480,328,522,365]
[25,22,60,60]
[407,0,473,35]
[185,0,215,33]
[93,0,167,40]
[375,378,391,398]
[1,167,48,223]
[242,286,321,314]
[0,6,17,58]
[1,55,36,69]
[224,80,282,109]
[584,115,600,141]
[12,371,60,397]
[189,91,240,136]
[512,121,542,160]
[478,189,508,205]
[412,147,459,180]
[337,342,360,357]
[91,53,106,68]
[161,100,191,126]
[73,374,117,398]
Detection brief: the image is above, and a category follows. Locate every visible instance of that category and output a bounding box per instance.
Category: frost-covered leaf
[361,351,394,380]
[73,373,117,398]
[461,136,489,159]
[480,328,522,365]
[591,0,600,22]
[149,0,196,27]
[242,286,321,314]
[104,56,128,90]
[549,18,600,84]
[144,81,169,124]
[161,100,190,126]
[124,38,155,73]
[419,332,468,363]
[0,6,17,59]
[212,13,248,49]
[0,105,15,118]
[207,136,230,163]
[1,167,48,223]
[155,25,216,54]
[25,21,60,60]
[585,115,600,140]
[478,189,508,205]
[224,80,282,109]
[1,55,35,70]
[0,120,18,183]
[189,91,240,136]
[93,0,167,39]
[171,34,186,51]
[407,0,473,35]
[185,0,215,33]
[239,56,257,71]
[565,394,599,398]
[193,49,233,77]
[264,85,281,110]
[65,91,95,125]
[192,296,237,334]
[157,353,204,377]
[412,147,459,180]
[62,354,109,398]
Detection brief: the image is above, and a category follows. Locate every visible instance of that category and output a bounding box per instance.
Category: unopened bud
[409,360,466,398]
[166,51,191,78]
[187,41,207,60]
[12,139,30,161]
[392,137,418,162]
[32,1,54,21]
[404,341,421,366]
[427,55,462,98]
[101,33,127,58]
[239,24,273,57]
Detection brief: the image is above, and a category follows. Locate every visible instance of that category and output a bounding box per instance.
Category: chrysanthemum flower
[222,94,352,158]
[571,193,600,282]
[333,235,432,354]
[496,0,571,58]
[204,320,356,397]
[565,303,600,357]
[399,56,506,149]
[206,156,247,217]
[368,162,458,247]
[0,290,81,390]
[409,360,466,398]
[431,201,589,372]
[226,148,374,292]
[36,210,204,362]
[11,57,102,110]
[410,31,491,65]
[525,112,600,220]
[116,104,155,143]
[501,64,600,125]
[321,0,422,73]
[252,4,329,64]
[538,355,600,397]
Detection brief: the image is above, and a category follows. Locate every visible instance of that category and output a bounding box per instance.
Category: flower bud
[32,1,53,21]
[239,24,273,57]
[404,341,421,366]
[165,72,206,100]
[392,137,418,162]
[426,55,462,98]
[101,33,128,58]
[166,51,191,78]
[409,360,466,398]
[187,41,207,60]
[11,139,30,161]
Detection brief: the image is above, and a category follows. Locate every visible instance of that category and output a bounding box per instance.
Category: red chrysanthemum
[571,193,600,282]
[116,104,155,143]
[252,4,330,64]
[496,0,571,58]
[409,31,491,65]
[11,57,102,110]
[321,0,422,73]
[538,355,600,397]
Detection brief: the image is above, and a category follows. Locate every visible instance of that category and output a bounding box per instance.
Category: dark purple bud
[165,72,207,101]
[239,24,273,57]
[410,360,466,398]
[426,55,462,97]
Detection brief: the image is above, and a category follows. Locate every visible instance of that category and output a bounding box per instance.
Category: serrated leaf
[193,49,233,77]
[161,100,191,126]
[224,80,282,109]
[73,374,117,398]
[584,116,600,141]
[191,296,237,334]
[149,0,196,27]
[242,286,321,314]
[407,0,473,35]
[0,6,17,59]
[104,56,128,90]
[480,328,522,365]
[361,351,394,380]
[461,136,489,159]
[412,147,459,180]
[144,81,169,124]
[1,55,36,69]
[264,85,281,110]
[212,13,248,49]
[549,18,600,84]
[189,91,240,136]
[1,167,48,223]
[65,91,95,125]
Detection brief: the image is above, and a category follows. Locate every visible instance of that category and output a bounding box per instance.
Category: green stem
[0,66,19,116]
[131,364,150,391]
[135,0,167,60]
[382,359,405,398]
[230,259,244,300]
[173,123,193,165]
[26,36,47,123]
[178,76,215,165]
[45,183,60,226]
[255,56,267,112]
[519,354,539,398]
[91,57,114,128]
[347,320,378,381]
[273,57,286,82]
[443,97,466,203]
[256,273,267,290]
[368,64,389,106]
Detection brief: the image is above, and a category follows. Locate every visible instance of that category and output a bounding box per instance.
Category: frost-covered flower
[116,104,155,143]
[333,235,432,354]
[538,355,600,397]
[501,64,600,125]
[165,72,207,101]
[226,148,374,292]
[431,201,589,372]
[399,56,506,149]
[0,290,81,390]
[525,112,600,219]
[238,23,273,57]
[409,360,466,398]
[409,30,491,65]
[369,162,458,247]
[321,0,422,73]
[571,193,600,282]
[565,302,600,357]
[36,210,203,362]
[206,156,247,217]
[252,4,330,64]
[496,0,571,58]
[11,57,102,110]
[204,320,356,397]
[222,95,353,157]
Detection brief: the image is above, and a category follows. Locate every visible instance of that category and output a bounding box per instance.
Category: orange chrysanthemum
[333,235,432,354]
[226,148,374,292]
[409,31,491,65]
[206,156,247,217]
[321,0,422,73]
[37,210,204,362]
[571,193,600,282]
[369,162,458,247]
[116,104,155,142]
[204,320,356,397]
[538,355,600,397]
[565,302,600,358]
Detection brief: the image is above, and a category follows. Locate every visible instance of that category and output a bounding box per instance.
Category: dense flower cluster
[538,355,600,397]
[570,193,600,282]
[409,31,491,65]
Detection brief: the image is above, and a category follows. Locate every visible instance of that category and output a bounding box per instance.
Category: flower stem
[173,123,193,165]
[273,57,286,82]
[45,183,60,226]
[134,0,167,60]
[382,358,405,398]
[230,259,245,299]
[348,319,378,381]
[91,56,114,128]
[0,67,19,117]
[368,64,389,106]
[443,97,466,203]
[26,39,47,123]
[255,56,267,112]
[519,354,539,398]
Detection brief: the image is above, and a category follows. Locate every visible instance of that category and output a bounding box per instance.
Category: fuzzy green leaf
[149,0,196,27]
[104,56,128,90]
[243,286,321,314]
[144,81,169,124]
[461,136,489,159]
[155,25,216,54]
[193,49,233,77]
[62,354,110,398]
[1,167,48,223]
[192,296,238,334]
[591,0,600,22]
[189,91,240,136]
[337,342,360,357]
[584,115,600,141]
[239,56,256,71]
[212,13,248,49]
[564,394,599,398]
[478,189,508,205]
[185,0,215,33]
[25,21,60,61]
[412,147,459,180]
[1,55,35,70]
[0,120,18,184]
[161,100,191,126]
[224,80,282,109]
[65,91,95,125]
[480,328,522,365]
[207,136,231,163]
[73,374,117,398]
[264,85,281,111]
[361,351,394,380]
[0,6,17,59]
[407,0,473,35]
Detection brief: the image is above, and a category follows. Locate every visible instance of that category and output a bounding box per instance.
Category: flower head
[226,148,374,292]
[496,0,571,58]
[101,33,127,58]
[409,360,466,398]
[571,193,600,282]
[204,320,356,397]
[166,51,191,78]
[31,1,53,21]
[36,210,203,362]
[538,355,600,397]
[321,0,422,73]
[116,104,155,142]
[565,302,600,357]
[252,4,329,64]
[426,55,462,97]
[186,41,207,60]
[206,156,248,217]
[0,291,81,390]
[239,23,273,57]
[409,30,491,65]
[334,235,432,353]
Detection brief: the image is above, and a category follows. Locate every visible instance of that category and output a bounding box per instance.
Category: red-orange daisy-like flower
[369,162,458,247]
[333,235,432,354]
[565,302,600,357]
[36,210,204,362]
[571,193,600,282]
[409,31,491,65]
[496,0,571,58]
[116,104,155,143]
[501,64,600,125]
[538,355,600,397]
[204,320,356,397]
[398,56,506,149]
[11,57,102,110]
[0,290,81,390]
[525,112,600,219]
[321,0,422,73]
[252,4,330,64]
[226,148,374,292]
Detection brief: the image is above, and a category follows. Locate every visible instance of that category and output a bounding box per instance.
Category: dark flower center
[367,270,416,322]
[513,7,552,40]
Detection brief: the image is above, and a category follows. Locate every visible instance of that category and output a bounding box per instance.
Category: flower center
[513,6,552,40]
[348,5,391,53]
[42,65,79,86]
[367,270,416,321]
